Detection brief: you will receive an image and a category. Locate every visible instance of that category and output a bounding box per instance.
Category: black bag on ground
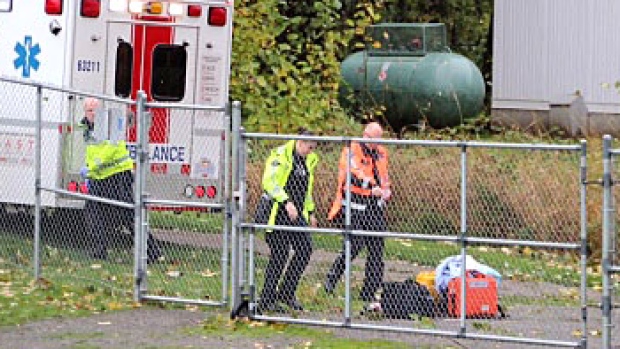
[380,278,436,319]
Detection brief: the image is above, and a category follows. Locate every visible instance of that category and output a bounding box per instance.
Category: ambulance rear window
[151,44,187,102]
[115,42,133,98]
[0,0,12,12]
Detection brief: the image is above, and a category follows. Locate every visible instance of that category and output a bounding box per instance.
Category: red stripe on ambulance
[131,15,173,174]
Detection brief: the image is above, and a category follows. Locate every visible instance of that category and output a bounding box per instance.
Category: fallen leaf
[166,270,182,278]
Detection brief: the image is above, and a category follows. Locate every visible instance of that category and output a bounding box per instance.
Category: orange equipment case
[447,271,498,318]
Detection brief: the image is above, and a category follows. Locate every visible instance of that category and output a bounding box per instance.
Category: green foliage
[231,0,495,133]
[231,0,378,134]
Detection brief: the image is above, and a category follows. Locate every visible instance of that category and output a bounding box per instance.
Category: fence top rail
[242,132,584,151]
[0,75,135,106]
[144,101,227,111]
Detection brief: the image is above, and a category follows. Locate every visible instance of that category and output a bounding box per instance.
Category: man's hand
[80,167,89,179]
[381,188,392,201]
[309,214,318,228]
[285,201,299,221]
[371,186,383,197]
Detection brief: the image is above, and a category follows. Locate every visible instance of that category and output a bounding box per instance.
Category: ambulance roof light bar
[81,0,101,18]
[109,0,127,12]
[45,0,63,15]
[128,1,144,13]
[146,1,163,14]
[208,6,226,26]
[187,4,201,17]
[168,2,183,16]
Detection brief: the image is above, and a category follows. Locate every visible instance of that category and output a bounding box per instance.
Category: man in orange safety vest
[324,122,392,303]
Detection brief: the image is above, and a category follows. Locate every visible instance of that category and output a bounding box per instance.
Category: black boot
[146,235,162,263]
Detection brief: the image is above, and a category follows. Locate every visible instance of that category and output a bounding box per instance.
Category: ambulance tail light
[79,182,89,194]
[67,181,78,192]
[81,0,101,18]
[208,7,226,26]
[195,185,206,198]
[206,186,217,199]
[45,0,63,15]
[187,4,201,17]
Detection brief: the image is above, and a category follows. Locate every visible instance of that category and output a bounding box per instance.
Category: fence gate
[601,135,620,348]
[0,76,233,310]
[134,95,233,307]
[232,128,592,348]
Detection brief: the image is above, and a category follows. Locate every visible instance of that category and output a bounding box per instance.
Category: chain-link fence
[4,74,620,348]
[601,136,620,348]
[236,130,600,348]
[0,77,231,307]
[0,78,139,295]
[138,98,230,305]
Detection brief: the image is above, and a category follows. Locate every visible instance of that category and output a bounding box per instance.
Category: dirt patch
[1,306,617,349]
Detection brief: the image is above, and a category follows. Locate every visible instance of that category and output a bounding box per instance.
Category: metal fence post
[33,85,43,280]
[579,140,588,348]
[238,128,250,305]
[458,142,468,335]
[230,100,242,311]
[221,103,232,305]
[133,91,147,302]
[602,135,613,349]
[344,139,352,324]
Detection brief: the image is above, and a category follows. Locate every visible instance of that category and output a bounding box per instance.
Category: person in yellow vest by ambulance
[80,97,161,262]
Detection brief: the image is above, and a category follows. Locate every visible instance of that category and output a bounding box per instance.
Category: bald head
[363,122,383,139]
[84,97,100,110]
[84,97,100,123]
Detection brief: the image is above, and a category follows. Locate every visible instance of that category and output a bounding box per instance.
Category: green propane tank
[340,23,485,130]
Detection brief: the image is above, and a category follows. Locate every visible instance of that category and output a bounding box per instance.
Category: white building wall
[492,0,549,110]
[546,0,590,105]
[493,0,620,114]
[588,1,620,113]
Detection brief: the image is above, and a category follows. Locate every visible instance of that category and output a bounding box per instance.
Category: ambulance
[0,0,234,209]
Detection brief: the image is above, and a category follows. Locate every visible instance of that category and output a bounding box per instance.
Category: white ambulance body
[0,0,233,208]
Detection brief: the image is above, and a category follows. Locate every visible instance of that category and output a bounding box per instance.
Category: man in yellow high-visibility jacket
[81,97,161,262]
[254,130,319,313]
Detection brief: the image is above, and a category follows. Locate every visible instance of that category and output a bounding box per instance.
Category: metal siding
[492,0,548,106]
[588,0,620,111]
[547,0,590,104]
[494,0,620,113]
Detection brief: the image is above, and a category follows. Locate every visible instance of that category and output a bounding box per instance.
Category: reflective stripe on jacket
[261,140,318,227]
[327,141,390,220]
[86,140,134,180]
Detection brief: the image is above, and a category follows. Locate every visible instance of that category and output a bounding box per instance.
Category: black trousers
[259,223,313,305]
[326,200,386,302]
[85,170,160,259]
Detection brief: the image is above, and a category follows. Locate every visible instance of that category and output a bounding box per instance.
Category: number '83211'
[77,60,101,72]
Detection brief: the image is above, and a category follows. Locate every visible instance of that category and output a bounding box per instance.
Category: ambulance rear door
[105,18,209,203]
